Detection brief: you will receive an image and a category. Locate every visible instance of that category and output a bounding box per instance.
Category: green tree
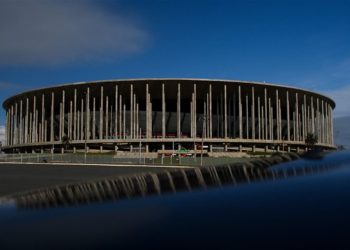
[305,133,318,150]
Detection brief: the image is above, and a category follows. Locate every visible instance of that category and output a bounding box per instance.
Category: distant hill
[334,116,350,149]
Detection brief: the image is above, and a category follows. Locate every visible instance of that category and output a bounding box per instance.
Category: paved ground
[0,163,184,197]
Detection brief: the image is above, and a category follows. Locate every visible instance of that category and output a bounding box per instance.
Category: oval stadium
[2,78,335,153]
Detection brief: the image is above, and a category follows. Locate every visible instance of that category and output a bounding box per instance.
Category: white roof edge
[3,78,336,108]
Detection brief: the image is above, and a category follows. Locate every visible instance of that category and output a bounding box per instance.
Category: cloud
[321,84,350,118]
[0,82,22,90]
[0,0,149,65]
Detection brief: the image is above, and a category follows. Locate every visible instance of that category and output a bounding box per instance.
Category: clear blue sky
[1,0,350,126]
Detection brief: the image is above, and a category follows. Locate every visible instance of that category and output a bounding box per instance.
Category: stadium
[2,78,335,153]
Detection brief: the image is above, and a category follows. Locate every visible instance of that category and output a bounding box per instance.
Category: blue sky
[0,0,350,132]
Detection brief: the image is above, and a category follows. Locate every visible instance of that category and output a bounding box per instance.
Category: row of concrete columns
[5,83,334,147]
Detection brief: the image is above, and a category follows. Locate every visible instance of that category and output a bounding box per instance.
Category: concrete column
[74,89,77,140]
[41,94,45,142]
[123,104,126,139]
[62,90,65,137]
[252,87,255,140]
[286,91,290,141]
[146,84,149,138]
[303,95,307,140]
[86,88,90,141]
[258,96,261,140]
[33,96,36,143]
[278,99,281,140]
[136,103,139,139]
[264,88,268,140]
[133,94,136,139]
[99,86,104,140]
[105,96,109,139]
[119,95,122,139]
[207,93,210,138]
[93,98,96,140]
[29,112,32,143]
[115,85,118,139]
[321,100,324,143]
[25,98,29,143]
[311,97,315,134]
[177,83,181,138]
[246,94,249,139]
[224,84,227,138]
[268,98,272,140]
[50,94,54,142]
[275,89,279,140]
[162,83,166,138]
[19,100,23,144]
[238,85,242,139]
[77,110,80,141]
[209,84,212,138]
[194,84,197,138]
[130,84,133,139]
[69,101,73,139]
[295,93,299,141]
[316,98,320,140]
[80,99,84,140]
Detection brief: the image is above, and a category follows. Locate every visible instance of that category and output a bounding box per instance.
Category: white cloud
[0,0,149,65]
[321,84,350,118]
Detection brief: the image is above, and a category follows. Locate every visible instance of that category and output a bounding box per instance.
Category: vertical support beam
[162,83,166,138]
[50,93,54,142]
[19,100,23,144]
[119,95,122,139]
[74,89,77,140]
[286,91,290,141]
[99,86,103,140]
[93,98,96,140]
[276,89,279,140]
[258,96,261,140]
[224,84,227,138]
[123,104,126,139]
[86,87,90,141]
[146,84,149,138]
[209,84,212,138]
[33,96,36,143]
[268,97,272,140]
[264,88,268,140]
[80,99,84,140]
[246,94,249,139]
[41,94,45,142]
[115,85,118,139]
[62,90,65,137]
[25,98,29,143]
[194,84,197,138]
[238,85,242,139]
[303,94,307,140]
[177,83,181,138]
[105,96,109,139]
[69,101,73,139]
[295,93,299,141]
[321,100,324,143]
[311,97,315,134]
[316,98,320,140]
[130,84,133,139]
[252,87,255,140]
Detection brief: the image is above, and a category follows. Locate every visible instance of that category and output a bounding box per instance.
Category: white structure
[2,78,335,153]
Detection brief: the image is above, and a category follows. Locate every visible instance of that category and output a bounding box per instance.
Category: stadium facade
[2,79,335,153]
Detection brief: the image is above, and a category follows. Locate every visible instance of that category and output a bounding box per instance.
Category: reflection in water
[8,151,349,210]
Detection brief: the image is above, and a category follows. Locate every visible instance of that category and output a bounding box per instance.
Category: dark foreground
[1,151,350,249]
[0,163,179,197]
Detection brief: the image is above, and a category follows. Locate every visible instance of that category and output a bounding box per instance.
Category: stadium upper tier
[2,78,335,152]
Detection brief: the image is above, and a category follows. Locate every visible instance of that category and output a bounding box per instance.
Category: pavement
[0,162,187,197]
